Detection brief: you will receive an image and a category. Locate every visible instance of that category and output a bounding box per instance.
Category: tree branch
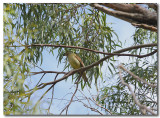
[132,23,157,32]
[82,103,103,115]
[74,95,104,115]
[48,74,58,113]
[30,44,157,90]
[33,73,59,111]
[6,43,157,58]
[60,75,81,115]
[119,65,157,88]
[91,3,157,30]
[31,71,67,75]
[101,3,156,15]
[36,73,46,86]
[87,88,112,115]
[118,65,156,115]
[33,84,54,111]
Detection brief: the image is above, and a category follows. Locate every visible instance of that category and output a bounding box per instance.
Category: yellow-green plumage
[65,52,88,83]
[68,53,81,69]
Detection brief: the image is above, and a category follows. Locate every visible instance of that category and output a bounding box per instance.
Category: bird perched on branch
[64,52,88,83]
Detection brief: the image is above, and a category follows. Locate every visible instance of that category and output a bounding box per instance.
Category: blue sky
[22,12,137,115]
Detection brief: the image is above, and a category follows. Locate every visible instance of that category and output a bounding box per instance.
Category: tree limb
[119,65,157,88]
[30,44,157,90]
[132,23,157,32]
[91,3,157,29]
[118,65,156,115]
[101,3,156,15]
[6,43,157,58]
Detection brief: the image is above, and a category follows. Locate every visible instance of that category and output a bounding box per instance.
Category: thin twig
[33,74,59,111]
[31,71,66,75]
[48,74,58,113]
[82,103,103,115]
[86,88,112,115]
[36,73,46,86]
[77,89,92,107]
[33,84,54,111]
[60,75,81,115]
[74,95,103,115]
[91,97,112,115]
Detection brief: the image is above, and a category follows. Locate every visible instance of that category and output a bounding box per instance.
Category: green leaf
[108,65,113,75]
[24,84,29,90]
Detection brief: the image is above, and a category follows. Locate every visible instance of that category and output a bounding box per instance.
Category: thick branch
[91,3,157,28]
[101,3,156,15]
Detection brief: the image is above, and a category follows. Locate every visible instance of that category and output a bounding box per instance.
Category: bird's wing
[74,54,85,67]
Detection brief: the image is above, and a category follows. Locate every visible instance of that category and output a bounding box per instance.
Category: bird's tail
[82,72,88,83]
[82,72,91,88]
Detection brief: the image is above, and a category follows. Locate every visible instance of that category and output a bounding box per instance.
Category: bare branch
[119,65,157,88]
[91,3,157,30]
[36,73,46,86]
[74,95,104,115]
[31,71,67,75]
[6,43,157,58]
[118,65,156,115]
[90,97,112,115]
[60,75,81,115]
[33,84,54,111]
[48,74,58,113]
[87,90,112,115]
[132,23,157,32]
[33,73,59,111]
[101,3,156,15]
[82,103,103,115]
